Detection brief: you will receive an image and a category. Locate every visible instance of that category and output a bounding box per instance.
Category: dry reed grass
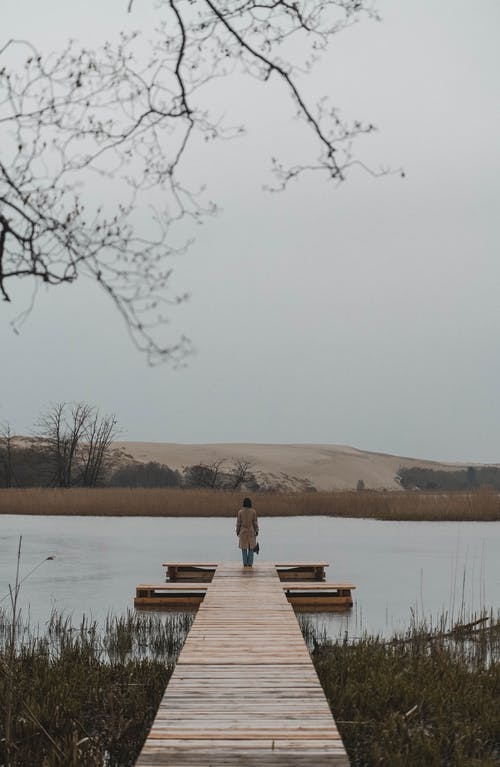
[311,612,500,766]
[0,487,499,521]
[0,608,193,766]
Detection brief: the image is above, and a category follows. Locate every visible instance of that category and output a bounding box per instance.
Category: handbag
[253,542,260,555]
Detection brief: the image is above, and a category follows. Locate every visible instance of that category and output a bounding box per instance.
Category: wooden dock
[135,580,355,609]
[164,562,329,583]
[135,560,355,609]
[135,562,349,766]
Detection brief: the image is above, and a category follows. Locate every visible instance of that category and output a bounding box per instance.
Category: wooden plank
[135,579,354,609]
[161,562,330,568]
[135,562,349,766]
[162,562,330,583]
[282,582,355,590]
[137,583,209,590]
[138,581,354,591]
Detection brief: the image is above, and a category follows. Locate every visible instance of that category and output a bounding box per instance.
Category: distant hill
[112,442,486,491]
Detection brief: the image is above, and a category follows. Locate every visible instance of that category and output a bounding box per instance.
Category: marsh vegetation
[0,609,193,766]
[1,607,499,766]
[1,486,499,521]
[310,612,500,766]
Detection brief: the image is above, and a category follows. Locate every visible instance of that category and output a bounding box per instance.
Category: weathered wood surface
[137,581,355,592]
[163,562,329,583]
[162,562,330,568]
[135,580,355,608]
[135,562,349,766]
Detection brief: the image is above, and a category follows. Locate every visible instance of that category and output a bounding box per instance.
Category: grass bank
[2,608,499,765]
[0,609,193,767]
[309,613,500,766]
[1,487,499,521]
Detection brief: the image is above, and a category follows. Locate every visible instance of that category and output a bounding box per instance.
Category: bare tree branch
[1,2,389,363]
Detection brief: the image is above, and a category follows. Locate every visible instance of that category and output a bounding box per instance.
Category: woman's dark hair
[243,497,252,508]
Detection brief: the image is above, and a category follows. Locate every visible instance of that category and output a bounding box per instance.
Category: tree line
[0,403,117,488]
[398,465,500,491]
[111,457,259,491]
[0,404,259,490]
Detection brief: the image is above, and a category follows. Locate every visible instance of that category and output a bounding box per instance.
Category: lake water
[1,515,499,638]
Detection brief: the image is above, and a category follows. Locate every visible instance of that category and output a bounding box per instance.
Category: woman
[236,497,259,567]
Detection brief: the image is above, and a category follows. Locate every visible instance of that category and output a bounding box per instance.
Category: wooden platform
[135,580,355,609]
[135,562,349,766]
[164,562,329,583]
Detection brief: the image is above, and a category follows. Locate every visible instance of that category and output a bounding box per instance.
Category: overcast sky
[2,0,499,462]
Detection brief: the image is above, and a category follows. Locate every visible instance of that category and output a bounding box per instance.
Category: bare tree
[230,457,255,490]
[207,459,227,489]
[80,411,118,487]
[37,403,89,487]
[37,402,116,487]
[0,2,393,362]
[0,422,15,488]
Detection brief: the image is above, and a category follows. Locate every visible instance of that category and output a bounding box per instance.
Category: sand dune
[112,442,474,491]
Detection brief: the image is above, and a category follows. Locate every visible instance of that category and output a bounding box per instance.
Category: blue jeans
[242,548,254,566]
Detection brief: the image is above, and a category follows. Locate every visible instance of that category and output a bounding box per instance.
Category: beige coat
[236,507,259,550]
